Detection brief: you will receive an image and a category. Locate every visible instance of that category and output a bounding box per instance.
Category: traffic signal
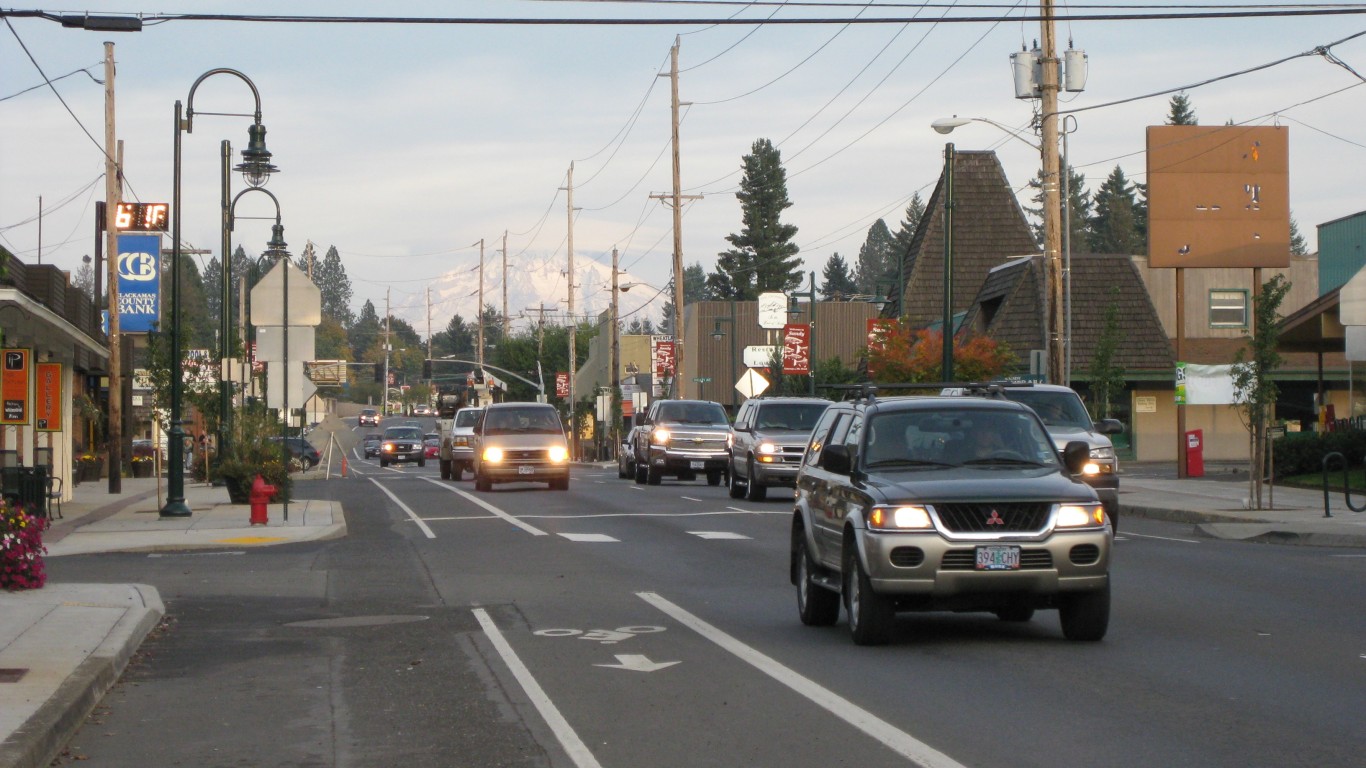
[373,365,383,384]
[423,359,432,379]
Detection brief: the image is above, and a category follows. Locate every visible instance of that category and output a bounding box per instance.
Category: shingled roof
[890,150,1041,327]
[892,149,1174,376]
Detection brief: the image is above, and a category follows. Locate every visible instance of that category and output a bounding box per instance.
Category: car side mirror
[820,444,852,475]
[633,414,645,427]
[1062,440,1091,474]
[1096,418,1125,435]
[734,420,751,432]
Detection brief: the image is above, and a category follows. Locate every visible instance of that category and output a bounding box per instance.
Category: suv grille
[936,502,1051,533]
[941,549,1053,570]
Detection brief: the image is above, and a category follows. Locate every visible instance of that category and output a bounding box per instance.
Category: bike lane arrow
[593,654,680,672]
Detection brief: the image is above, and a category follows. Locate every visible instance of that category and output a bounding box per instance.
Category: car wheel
[617,459,628,479]
[744,458,767,501]
[1059,583,1110,641]
[706,470,723,486]
[646,464,662,486]
[440,460,451,480]
[845,546,893,646]
[727,458,745,499]
[797,537,840,627]
[475,472,491,492]
[550,477,569,491]
[380,459,389,468]
[418,459,426,468]
[634,462,647,485]
[452,463,464,482]
[995,605,1035,623]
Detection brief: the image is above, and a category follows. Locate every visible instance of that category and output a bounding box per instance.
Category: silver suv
[728,397,831,501]
[792,390,1112,645]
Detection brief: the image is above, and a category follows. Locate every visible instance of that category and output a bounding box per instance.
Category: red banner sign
[866,319,897,375]
[556,372,569,398]
[0,348,31,425]
[35,362,62,432]
[652,340,676,378]
[782,323,811,375]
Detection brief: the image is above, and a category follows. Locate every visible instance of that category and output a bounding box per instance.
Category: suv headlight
[1090,446,1115,461]
[1056,503,1106,528]
[868,505,933,531]
[483,447,505,463]
[651,427,671,445]
[757,442,778,454]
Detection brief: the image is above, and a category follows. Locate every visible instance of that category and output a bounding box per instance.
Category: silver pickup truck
[633,399,732,486]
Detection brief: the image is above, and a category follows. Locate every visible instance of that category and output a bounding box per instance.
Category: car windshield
[1000,390,1092,429]
[754,402,828,431]
[364,434,380,442]
[384,428,422,441]
[483,407,562,435]
[864,409,1058,469]
[656,402,728,425]
[455,410,482,427]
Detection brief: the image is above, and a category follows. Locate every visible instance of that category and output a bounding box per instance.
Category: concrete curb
[0,585,164,768]
[1122,504,1366,547]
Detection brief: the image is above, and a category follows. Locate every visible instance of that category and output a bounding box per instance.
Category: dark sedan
[362,433,382,458]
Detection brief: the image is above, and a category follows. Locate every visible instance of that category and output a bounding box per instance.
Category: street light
[709,303,737,409]
[165,68,277,518]
[932,114,1073,384]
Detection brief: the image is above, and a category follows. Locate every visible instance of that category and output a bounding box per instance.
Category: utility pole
[383,289,391,417]
[303,240,315,280]
[425,286,432,375]
[501,230,509,343]
[104,41,123,494]
[610,246,621,454]
[565,163,577,458]
[651,38,703,398]
[477,238,485,373]
[1040,0,1065,385]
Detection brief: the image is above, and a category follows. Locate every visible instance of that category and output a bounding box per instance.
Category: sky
[3,1,1365,336]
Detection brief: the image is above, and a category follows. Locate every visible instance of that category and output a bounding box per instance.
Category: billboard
[116,233,162,332]
[1147,125,1289,269]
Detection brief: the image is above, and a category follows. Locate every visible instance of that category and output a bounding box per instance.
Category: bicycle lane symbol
[533,625,666,645]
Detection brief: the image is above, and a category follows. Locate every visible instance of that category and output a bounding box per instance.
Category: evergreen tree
[315,245,355,327]
[708,138,801,300]
[1289,212,1308,256]
[1132,181,1149,253]
[624,316,656,335]
[1166,92,1198,125]
[434,314,475,358]
[892,193,926,255]
[349,300,382,362]
[854,219,896,295]
[820,252,858,300]
[1088,166,1145,255]
[73,261,95,303]
[684,262,709,302]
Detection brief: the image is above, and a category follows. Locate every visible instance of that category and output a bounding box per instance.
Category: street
[47,459,1366,767]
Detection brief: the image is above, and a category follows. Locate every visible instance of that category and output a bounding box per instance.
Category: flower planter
[77,461,103,482]
[131,462,153,479]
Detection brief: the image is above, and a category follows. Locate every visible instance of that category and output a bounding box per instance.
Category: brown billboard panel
[1147,125,1290,268]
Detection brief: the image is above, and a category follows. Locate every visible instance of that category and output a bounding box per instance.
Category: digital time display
[114,202,169,232]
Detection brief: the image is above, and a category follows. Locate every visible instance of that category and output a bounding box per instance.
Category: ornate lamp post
[164,69,277,518]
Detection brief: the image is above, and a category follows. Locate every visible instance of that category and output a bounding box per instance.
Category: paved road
[46,459,1366,767]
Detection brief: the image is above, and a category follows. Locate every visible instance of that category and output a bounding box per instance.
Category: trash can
[1185,429,1204,478]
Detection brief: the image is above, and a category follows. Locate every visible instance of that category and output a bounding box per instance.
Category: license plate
[690,461,705,470]
[975,545,1021,571]
[518,465,535,475]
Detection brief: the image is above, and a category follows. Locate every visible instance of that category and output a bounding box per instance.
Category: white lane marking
[680,496,703,502]
[420,476,548,536]
[593,654,680,672]
[369,478,436,539]
[516,509,786,520]
[560,533,619,542]
[473,608,604,768]
[1121,531,1201,544]
[689,531,751,540]
[638,591,969,768]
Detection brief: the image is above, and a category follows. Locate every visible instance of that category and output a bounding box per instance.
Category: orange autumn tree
[868,328,1016,384]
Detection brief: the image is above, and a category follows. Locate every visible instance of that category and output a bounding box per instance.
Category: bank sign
[116,233,161,333]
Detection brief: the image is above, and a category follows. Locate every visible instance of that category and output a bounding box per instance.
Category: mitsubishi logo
[985,510,1005,526]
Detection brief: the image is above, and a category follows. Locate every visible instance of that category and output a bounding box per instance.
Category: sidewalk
[4,463,1365,768]
[0,469,345,768]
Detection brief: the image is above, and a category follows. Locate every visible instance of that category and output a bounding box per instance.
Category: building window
[1209,290,1249,328]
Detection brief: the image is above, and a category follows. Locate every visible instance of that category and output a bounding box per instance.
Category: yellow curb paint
[214,536,288,544]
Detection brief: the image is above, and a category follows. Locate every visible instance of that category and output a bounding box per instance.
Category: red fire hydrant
[249,474,278,526]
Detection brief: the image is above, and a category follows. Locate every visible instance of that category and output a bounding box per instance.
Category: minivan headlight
[548,446,568,463]
[483,447,505,463]
[1056,503,1105,528]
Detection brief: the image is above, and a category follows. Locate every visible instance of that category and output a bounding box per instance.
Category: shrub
[0,500,46,591]
[1271,430,1366,479]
